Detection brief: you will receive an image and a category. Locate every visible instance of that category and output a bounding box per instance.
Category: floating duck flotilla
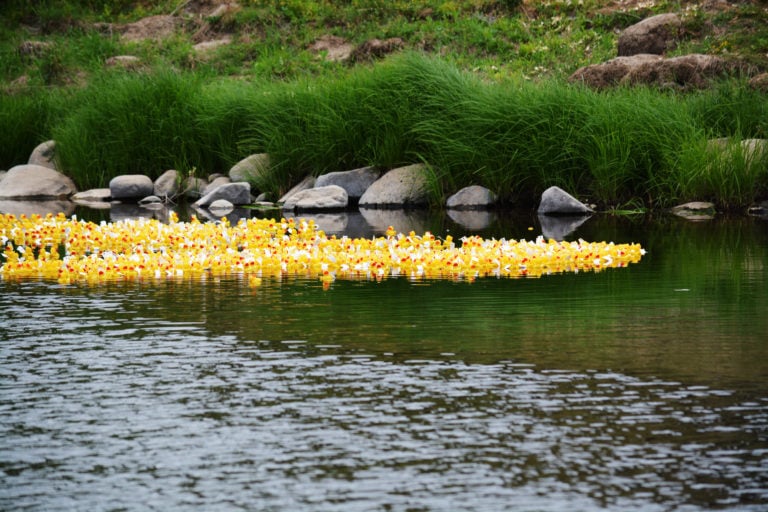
[0,212,645,287]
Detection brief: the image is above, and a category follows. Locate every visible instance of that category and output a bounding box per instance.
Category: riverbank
[1,1,767,211]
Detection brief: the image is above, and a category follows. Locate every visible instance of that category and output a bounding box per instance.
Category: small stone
[446,185,496,210]
[138,195,163,205]
[671,201,716,221]
[537,186,593,215]
[209,199,234,212]
[110,174,154,201]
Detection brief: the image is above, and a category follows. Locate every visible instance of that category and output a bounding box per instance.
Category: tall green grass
[4,53,767,209]
[53,70,233,190]
[0,90,70,169]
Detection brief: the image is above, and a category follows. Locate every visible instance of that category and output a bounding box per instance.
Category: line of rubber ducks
[1,212,645,287]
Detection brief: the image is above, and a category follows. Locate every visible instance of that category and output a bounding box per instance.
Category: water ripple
[1,282,767,512]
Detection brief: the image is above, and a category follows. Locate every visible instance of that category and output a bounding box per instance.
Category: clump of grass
[0,90,70,168]
[5,52,767,210]
[240,53,471,196]
[667,137,768,210]
[53,69,221,190]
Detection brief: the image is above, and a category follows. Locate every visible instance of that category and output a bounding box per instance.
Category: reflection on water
[1,213,767,511]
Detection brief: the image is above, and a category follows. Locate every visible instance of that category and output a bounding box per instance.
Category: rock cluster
[2,138,765,230]
[569,13,744,90]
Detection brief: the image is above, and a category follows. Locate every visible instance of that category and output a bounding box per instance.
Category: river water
[1,209,767,511]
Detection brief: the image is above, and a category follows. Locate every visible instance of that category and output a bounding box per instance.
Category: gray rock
[71,188,111,201]
[446,185,496,210]
[182,177,207,199]
[27,140,58,170]
[282,185,348,211]
[71,188,112,209]
[154,169,180,199]
[315,166,380,201]
[195,182,251,207]
[190,204,248,224]
[208,199,235,213]
[229,153,270,182]
[537,186,594,215]
[618,13,682,56]
[110,174,154,201]
[538,213,592,241]
[671,201,716,221]
[0,164,77,199]
[204,176,231,196]
[278,176,316,204]
[138,195,163,205]
[358,164,430,208]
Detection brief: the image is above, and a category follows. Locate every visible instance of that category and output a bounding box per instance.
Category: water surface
[1,212,767,511]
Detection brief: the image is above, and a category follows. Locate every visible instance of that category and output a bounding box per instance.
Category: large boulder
[229,153,270,183]
[446,185,496,210]
[358,164,430,208]
[194,182,251,207]
[27,140,58,170]
[570,53,730,90]
[623,54,730,89]
[0,164,76,199]
[110,174,154,201]
[315,166,380,202]
[282,185,348,212]
[537,186,594,215]
[570,54,663,89]
[618,13,682,56]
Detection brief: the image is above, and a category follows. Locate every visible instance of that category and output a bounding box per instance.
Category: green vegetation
[1,0,767,210]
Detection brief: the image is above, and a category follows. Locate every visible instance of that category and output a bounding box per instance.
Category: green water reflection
[60,213,767,392]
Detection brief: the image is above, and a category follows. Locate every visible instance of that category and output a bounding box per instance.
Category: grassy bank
[1,1,767,210]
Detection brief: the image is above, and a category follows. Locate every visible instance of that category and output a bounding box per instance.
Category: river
[1,208,766,511]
